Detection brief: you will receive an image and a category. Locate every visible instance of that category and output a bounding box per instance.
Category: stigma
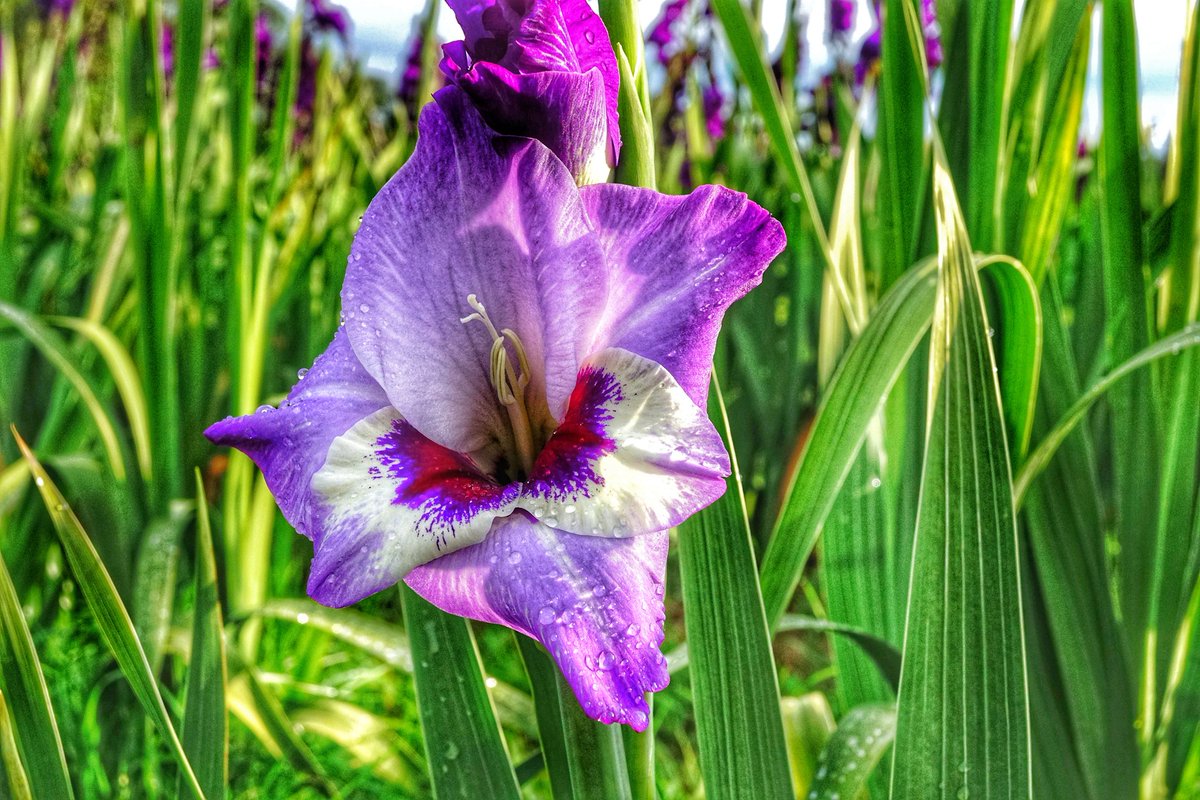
[461,294,537,477]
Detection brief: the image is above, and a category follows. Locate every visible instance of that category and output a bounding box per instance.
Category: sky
[283,0,1190,149]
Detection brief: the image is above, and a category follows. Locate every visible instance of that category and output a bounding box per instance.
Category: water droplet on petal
[584,29,596,43]
[297,367,309,379]
[538,606,557,625]
[507,550,522,565]
[359,303,370,313]
[256,404,273,414]
[597,650,616,670]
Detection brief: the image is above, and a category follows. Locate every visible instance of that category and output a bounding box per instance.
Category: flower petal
[307,409,521,607]
[203,328,389,540]
[580,183,787,405]
[405,517,669,730]
[442,0,620,172]
[451,65,611,185]
[342,91,608,452]
[518,348,729,537]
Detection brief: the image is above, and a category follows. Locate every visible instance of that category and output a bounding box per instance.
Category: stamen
[460,294,536,476]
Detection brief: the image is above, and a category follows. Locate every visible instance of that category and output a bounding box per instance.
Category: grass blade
[679,377,793,800]
[12,430,207,799]
[807,704,896,800]
[0,548,74,799]
[400,584,520,800]
[760,258,937,628]
[517,638,574,800]
[180,471,228,800]
[889,148,1031,799]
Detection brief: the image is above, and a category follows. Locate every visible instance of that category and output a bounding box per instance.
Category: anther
[460,294,536,476]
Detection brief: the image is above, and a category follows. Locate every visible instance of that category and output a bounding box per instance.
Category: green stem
[557,673,633,800]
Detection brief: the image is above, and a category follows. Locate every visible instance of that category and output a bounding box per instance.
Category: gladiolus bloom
[439,0,621,185]
[206,90,784,729]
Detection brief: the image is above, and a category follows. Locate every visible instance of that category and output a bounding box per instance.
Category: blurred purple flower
[703,83,726,141]
[648,0,688,64]
[162,22,175,79]
[397,31,426,108]
[207,91,785,729]
[921,0,942,68]
[854,1,881,85]
[309,0,352,40]
[37,0,74,17]
[829,0,855,36]
[440,0,621,184]
[204,48,221,70]
[256,14,273,85]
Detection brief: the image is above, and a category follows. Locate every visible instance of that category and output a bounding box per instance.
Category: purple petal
[518,348,729,537]
[442,0,621,178]
[204,328,389,540]
[451,65,612,184]
[580,183,786,405]
[307,411,521,607]
[405,517,670,730]
[342,92,608,453]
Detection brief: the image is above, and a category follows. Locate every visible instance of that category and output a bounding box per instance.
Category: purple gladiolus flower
[703,83,726,141]
[309,0,352,40]
[921,0,942,68]
[398,31,426,108]
[829,0,855,35]
[206,90,785,729]
[439,0,621,185]
[648,0,688,64]
[38,0,74,17]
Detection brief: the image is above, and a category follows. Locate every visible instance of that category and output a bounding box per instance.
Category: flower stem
[556,673,633,800]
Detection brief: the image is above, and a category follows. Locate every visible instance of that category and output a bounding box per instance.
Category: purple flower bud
[37,0,74,17]
[162,22,175,80]
[829,0,855,36]
[921,0,943,68]
[648,0,688,64]
[703,83,726,141]
[203,48,221,70]
[440,0,622,184]
[309,0,351,40]
[398,31,426,107]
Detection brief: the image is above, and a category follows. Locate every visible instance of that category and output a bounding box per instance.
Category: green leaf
[0,301,128,481]
[876,0,928,287]
[1014,323,1200,505]
[0,549,74,800]
[889,149,1031,799]
[556,673,632,800]
[0,689,34,800]
[180,471,228,800]
[978,256,1042,459]
[679,377,793,800]
[257,599,413,672]
[1100,0,1159,662]
[808,704,896,800]
[517,638,573,800]
[400,585,520,800]
[613,46,656,190]
[13,431,207,800]
[760,258,937,629]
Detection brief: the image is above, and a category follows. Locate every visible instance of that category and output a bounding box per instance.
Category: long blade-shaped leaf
[808,704,896,800]
[180,471,228,800]
[679,378,793,800]
[890,151,1031,799]
[400,585,520,800]
[12,430,207,800]
[0,548,74,799]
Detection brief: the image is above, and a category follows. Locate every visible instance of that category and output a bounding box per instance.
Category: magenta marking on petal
[373,419,519,550]
[526,364,620,501]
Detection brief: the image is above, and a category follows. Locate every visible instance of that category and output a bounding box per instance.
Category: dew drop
[625,623,639,636]
[538,606,557,625]
[584,29,596,43]
[597,650,617,670]
[507,550,523,565]
[297,367,309,379]
[359,303,370,313]
[445,742,460,761]
[256,404,273,414]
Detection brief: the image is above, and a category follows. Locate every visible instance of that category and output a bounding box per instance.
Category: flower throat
[460,294,537,478]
